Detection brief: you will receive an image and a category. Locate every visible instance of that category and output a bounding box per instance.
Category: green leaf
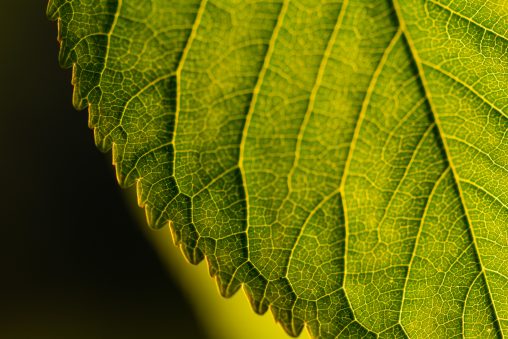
[48,0,508,337]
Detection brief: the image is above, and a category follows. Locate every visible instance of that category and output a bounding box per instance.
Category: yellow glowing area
[144,224,311,339]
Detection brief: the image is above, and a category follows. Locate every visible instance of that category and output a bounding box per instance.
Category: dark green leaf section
[49,0,508,337]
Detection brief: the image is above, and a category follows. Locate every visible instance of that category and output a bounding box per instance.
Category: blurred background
[0,1,208,338]
[0,2,308,339]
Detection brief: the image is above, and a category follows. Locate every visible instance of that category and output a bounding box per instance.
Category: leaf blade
[49,0,508,337]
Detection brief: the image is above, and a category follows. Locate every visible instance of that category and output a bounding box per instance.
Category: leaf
[48,0,508,337]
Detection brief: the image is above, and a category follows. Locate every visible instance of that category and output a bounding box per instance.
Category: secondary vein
[392,0,504,336]
[238,0,290,261]
[283,0,349,277]
[339,26,402,296]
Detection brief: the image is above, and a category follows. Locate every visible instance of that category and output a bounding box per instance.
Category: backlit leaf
[48,0,508,337]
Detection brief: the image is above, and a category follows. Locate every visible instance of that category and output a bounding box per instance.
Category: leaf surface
[48,0,508,337]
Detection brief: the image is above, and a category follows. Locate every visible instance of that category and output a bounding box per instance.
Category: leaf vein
[238,0,290,261]
[393,1,504,335]
[428,0,508,43]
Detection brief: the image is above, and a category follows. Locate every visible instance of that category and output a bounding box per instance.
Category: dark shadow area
[0,2,207,338]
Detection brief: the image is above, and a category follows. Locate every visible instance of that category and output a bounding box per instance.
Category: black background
[0,2,206,338]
